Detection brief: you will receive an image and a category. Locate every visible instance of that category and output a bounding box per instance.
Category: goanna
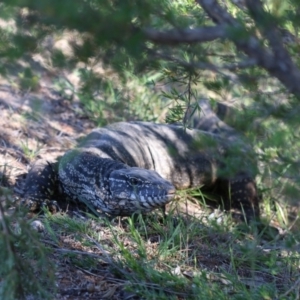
[23,101,260,220]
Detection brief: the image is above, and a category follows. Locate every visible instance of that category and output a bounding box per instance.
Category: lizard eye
[129,178,139,185]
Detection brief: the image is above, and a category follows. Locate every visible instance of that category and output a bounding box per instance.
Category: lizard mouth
[168,188,176,195]
[166,188,176,199]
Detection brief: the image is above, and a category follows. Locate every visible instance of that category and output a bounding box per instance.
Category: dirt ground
[0,59,136,298]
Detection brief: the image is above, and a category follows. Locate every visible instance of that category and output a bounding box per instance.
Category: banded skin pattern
[59,150,175,215]
[23,101,260,220]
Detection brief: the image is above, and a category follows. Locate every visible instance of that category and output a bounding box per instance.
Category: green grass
[39,206,300,299]
[20,138,42,160]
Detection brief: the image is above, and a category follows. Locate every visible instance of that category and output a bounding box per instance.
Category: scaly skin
[23,101,260,219]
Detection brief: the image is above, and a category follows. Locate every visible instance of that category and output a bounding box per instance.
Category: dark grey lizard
[22,101,260,219]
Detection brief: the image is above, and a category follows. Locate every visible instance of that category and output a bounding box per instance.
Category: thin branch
[244,0,290,61]
[196,0,300,97]
[143,25,227,45]
[141,1,300,97]
[151,50,256,72]
[196,0,236,25]
[231,0,246,10]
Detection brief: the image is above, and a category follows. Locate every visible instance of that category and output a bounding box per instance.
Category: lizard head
[108,167,176,214]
